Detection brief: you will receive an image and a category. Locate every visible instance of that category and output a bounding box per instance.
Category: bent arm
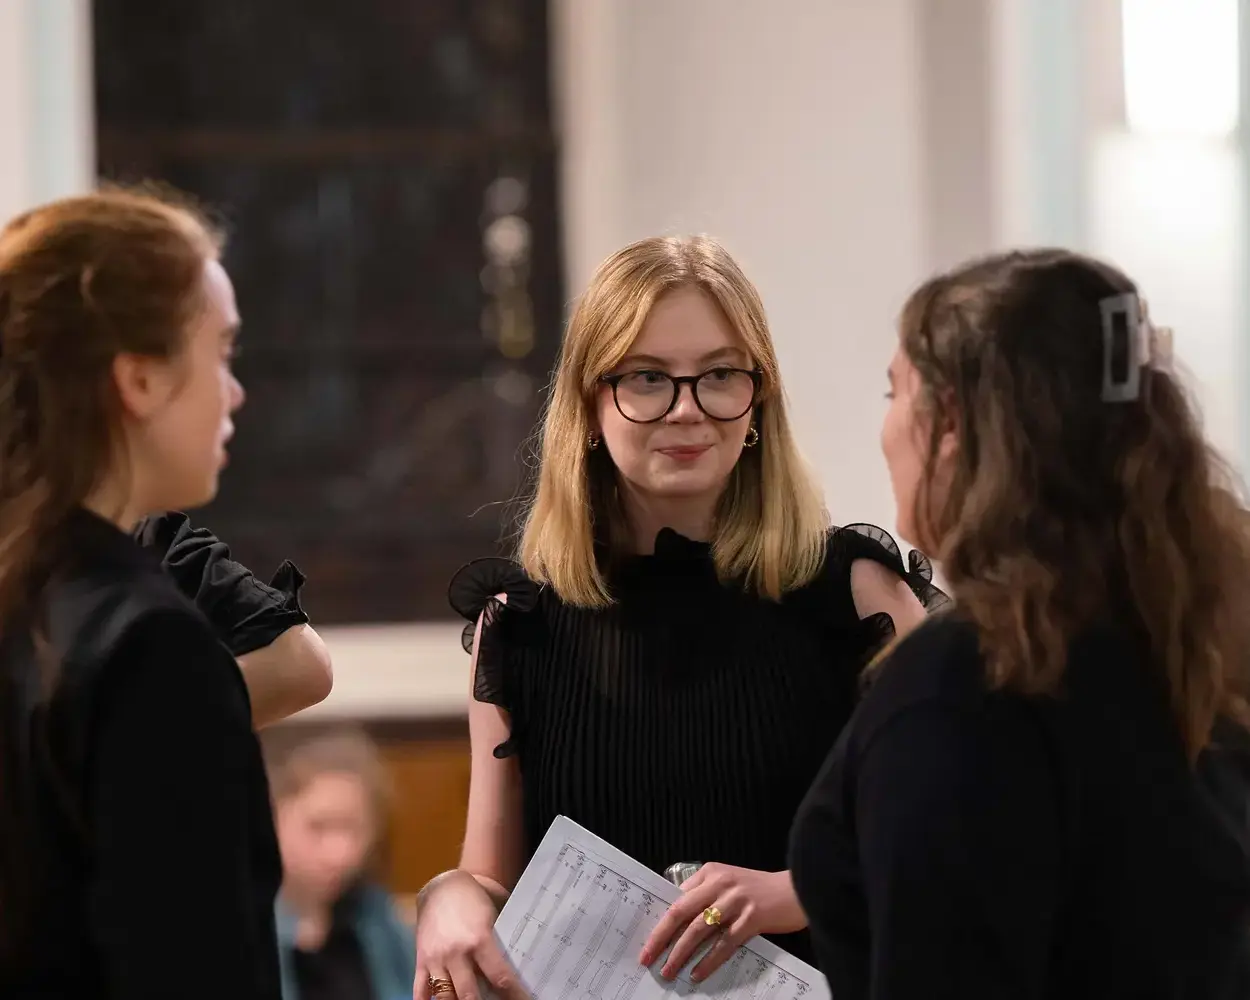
[237,623,333,727]
[134,511,331,725]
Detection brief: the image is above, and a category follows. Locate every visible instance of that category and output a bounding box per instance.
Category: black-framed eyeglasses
[598,367,762,424]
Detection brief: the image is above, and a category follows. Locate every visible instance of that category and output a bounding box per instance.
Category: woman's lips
[657,445,711,461]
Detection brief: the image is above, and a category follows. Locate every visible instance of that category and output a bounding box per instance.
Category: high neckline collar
[71,505,130,537]
[67,506,158,569]
[650,527,712,561]
[600,527,720,598]
[597,528,715,587]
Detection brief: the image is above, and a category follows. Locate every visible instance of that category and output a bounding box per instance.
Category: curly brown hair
[901,248,1250,758]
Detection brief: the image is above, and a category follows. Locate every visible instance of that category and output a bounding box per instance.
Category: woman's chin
[178,472,222,512]
[647,469,727,500]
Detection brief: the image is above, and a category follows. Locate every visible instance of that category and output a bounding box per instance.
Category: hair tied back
[1100,292,1174,403]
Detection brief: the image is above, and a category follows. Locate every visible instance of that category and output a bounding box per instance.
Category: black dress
[788,612,1250,1000]
[0,509,309,998]
[132,509,308,656]
[449,524,948,963]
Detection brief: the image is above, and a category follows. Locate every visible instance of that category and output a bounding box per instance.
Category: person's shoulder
[53,534,191,621]
[48,548,218,687]
[885,611,981,671]
[856,613,986,721]
[448,556,540,621]
[822,523,951,612]
[447,555,548,654]
[352,882,413,932]
[782,522,949,634]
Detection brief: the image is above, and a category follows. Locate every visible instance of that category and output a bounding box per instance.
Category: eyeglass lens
[614,370,755,422]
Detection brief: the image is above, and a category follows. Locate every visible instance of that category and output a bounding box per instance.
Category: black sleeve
[133,511,309,656]
[854,698,1063,999]
[833,523,951,613]
[87,610,280,1000]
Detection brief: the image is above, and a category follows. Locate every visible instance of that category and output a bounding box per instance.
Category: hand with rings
[414,870,530,1000]
[638,864,807,982]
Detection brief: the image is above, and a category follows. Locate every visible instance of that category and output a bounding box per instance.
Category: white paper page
[490,815,831,1000]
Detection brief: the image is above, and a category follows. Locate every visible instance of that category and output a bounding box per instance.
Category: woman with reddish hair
[0,188,299,999]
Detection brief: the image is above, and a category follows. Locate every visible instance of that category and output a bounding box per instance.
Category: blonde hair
[518,235,828,606]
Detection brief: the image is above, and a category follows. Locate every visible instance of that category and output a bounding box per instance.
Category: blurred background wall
[1,0,1245,888]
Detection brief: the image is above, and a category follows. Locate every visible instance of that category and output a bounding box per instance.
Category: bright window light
[1122,0,1240,137]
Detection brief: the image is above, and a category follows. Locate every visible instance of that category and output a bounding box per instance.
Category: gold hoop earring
[744,426,759,448]
[588,435,600,450]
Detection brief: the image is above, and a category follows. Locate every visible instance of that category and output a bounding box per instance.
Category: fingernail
[692,972,704,983]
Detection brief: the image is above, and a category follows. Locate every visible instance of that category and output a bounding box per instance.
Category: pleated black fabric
[448,524,948,962]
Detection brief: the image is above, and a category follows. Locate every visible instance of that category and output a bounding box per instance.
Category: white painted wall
[0,1,35,222]
[1087,135,1243,465]
[1080,0,1245,471]
[553,0,933,531]
[0,0,93,221]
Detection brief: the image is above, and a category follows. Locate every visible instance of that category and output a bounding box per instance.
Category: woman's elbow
[290,624,334,709]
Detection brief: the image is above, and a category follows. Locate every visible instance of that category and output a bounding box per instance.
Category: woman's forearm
[235,623,332,727]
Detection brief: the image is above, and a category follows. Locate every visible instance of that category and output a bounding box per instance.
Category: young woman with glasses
[413,236,949,1000]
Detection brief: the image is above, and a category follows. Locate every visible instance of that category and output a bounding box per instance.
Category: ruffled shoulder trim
[811,523,952,661]
[834,523,951,613]
[446,557,540,758]
[448,556,538,619]
[448,556,539,652]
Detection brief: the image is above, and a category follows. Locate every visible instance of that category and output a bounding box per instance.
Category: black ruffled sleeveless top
[448,524,948,962]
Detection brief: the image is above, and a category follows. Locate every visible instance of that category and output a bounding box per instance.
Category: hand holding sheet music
[489,816,831,1000]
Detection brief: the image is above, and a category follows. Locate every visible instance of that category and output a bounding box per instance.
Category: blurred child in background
[265,726,415,1000]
